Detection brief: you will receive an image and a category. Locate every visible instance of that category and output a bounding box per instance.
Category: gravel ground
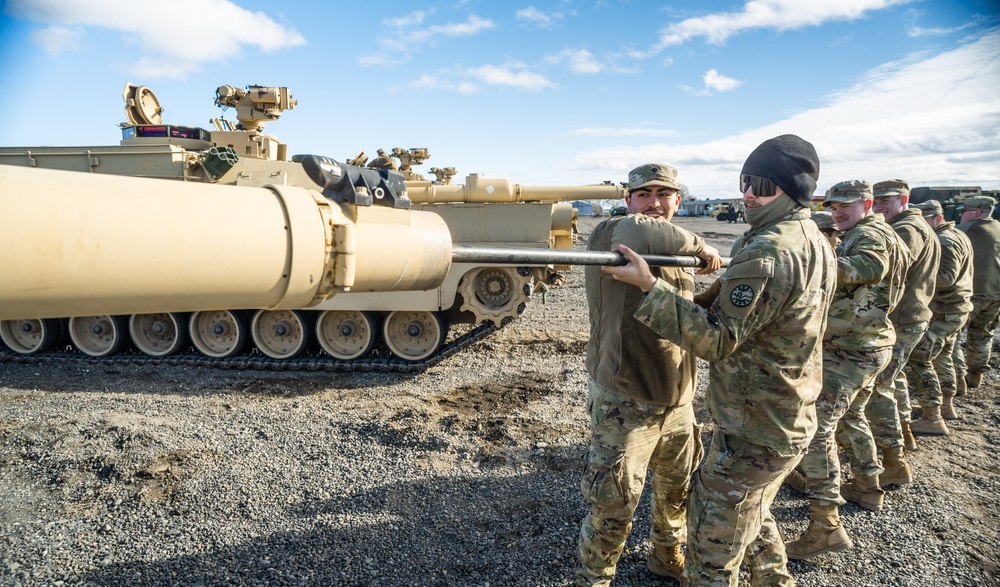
[1,215,998,587]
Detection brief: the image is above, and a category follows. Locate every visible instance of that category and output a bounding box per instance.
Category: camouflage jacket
[825,213,908,350]
[634,207,836,456]
[958,217,1000,299]
[888,208,941,325]
[930,221,974,314]
[585,214,705,406]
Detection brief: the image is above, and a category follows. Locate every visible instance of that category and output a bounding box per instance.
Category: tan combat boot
[941,394,960,420]
[647,543,685,585]
[955,375,967,397]
[967,370,984,389]
[901,421,917,451]
[879,446,912,488]
[840,473,885,512]
[783,469,807,495]
[785,504,854,560]
[910,405,949,436]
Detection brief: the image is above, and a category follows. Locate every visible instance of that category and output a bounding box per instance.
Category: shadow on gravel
[0,361,417,396]
[76,466,592,586]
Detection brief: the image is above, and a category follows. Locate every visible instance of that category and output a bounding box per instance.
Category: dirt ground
[1,214,998,586]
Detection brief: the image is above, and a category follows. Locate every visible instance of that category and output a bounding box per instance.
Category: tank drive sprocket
[458,267,533,327]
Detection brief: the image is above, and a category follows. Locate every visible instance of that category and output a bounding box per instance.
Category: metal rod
[451,245,731,268]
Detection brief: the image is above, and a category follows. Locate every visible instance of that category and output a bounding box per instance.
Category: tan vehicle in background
[0,83,624,369]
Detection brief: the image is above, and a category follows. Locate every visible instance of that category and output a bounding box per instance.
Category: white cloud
[572,28,1000,198]
[407,62,556,93]
[384,10,428,29]
[373,13,496,53]
[516,6,564,29]
[467,64,557,90]
[703,69,741,91]
[30,25,83,58]
[546,49,605,74]
[7,0,305,78]
[908,23,975,37]
[645,0,913,55]
[410,73,481,95]
[569,127,678,138]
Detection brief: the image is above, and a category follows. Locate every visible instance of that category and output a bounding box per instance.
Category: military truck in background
[715,201,745,223]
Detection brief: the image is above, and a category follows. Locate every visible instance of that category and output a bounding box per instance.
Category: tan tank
[0,83,626,369]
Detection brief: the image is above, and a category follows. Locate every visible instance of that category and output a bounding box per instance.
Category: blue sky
[1,0,998,200]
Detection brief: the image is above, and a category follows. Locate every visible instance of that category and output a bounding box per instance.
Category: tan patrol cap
[823,179,872,206]
[811,211,837,231]
[873,179,910,197]
[961,195,997,212]
[913,200,943,217]
[628,163,679,192]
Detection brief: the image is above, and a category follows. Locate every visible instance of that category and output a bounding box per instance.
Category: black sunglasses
[739,174,777,197]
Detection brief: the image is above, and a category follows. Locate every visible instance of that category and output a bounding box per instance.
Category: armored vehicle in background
[0,83,624,370]
[909,186,1000,222]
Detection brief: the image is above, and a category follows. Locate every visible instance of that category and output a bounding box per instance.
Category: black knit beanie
[740,134,819,207]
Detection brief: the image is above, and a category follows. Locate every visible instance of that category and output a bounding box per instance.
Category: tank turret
[0,83,645,370]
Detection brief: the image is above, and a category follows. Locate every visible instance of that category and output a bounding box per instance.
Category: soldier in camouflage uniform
[905,200,973,429]
[576,163,722,587]
[783,180,907,560]
[955,196,1000,390]
[810,210,841,249]
[603,135,837,586]
[868,179,940,480]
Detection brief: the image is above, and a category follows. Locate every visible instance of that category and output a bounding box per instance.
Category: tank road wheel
[68,315,129,357]
[189,310,249,358]
[251,309,311,359]
[316,310,377,360]
[458,267,532,326]
[0,318,62,355]
[382,310,447,362]
[129,313,188,357]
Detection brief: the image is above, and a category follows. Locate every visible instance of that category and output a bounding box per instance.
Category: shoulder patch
[729,284,756,307]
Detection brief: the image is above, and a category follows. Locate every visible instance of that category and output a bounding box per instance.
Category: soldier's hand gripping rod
[451,245,731,268]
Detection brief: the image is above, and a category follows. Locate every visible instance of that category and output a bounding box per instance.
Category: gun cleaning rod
[451,245,731,268]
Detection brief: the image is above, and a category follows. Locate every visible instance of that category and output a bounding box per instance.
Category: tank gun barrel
[0,165,451,321]
[406,175,626,204]
[452,245,731,269]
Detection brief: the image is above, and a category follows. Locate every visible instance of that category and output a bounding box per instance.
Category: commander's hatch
[119,82,212,149]
[123,83,163,125]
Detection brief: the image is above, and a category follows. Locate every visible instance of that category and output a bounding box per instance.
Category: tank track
[0,322,498,374]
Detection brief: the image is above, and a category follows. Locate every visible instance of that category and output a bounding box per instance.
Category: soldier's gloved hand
[603,244,657,292]
[697,244,723,275]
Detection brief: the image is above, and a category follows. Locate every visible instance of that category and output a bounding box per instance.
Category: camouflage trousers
[954,298,1000,377]
[905,313,967,405]
[834,347,893,479]
[575,381,701,587]
[795,346,891,506]
[686,429,799,587]
[866,322,926,448]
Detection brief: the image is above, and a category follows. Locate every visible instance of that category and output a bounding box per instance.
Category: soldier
[955,196,1000,390]
[784,180,908,559]
[603,135,836,586]
[811,210,841,249]
[576,163,722,587]
[906,200,973,429]
[868,179,940,477]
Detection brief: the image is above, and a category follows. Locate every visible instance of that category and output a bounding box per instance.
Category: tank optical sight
[296,155,410,209]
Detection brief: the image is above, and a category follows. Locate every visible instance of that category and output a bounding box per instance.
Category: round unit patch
[729,284,756,308]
